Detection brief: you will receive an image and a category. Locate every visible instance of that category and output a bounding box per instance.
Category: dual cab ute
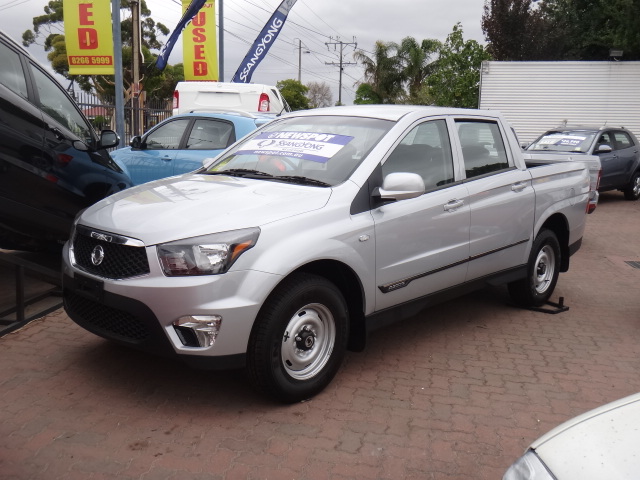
[62,106,591,402]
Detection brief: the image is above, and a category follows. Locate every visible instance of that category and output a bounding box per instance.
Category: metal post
[298,39,302,82]
[219,0,224,81]
[111,0,125,147]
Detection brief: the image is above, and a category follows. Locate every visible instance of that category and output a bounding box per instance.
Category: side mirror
[130,136,143,149]
[376,172,425,201]
[99,130,120,149]
[595,144,612,154]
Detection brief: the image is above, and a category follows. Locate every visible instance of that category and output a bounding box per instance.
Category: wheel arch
[539,213,570,272]
[286,259,367,353]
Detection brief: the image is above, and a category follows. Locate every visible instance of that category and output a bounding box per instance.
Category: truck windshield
[527,131,597,153]
[203,115,393,186]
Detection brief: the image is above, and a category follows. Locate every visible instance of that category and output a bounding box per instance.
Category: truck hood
[79,173,332,245]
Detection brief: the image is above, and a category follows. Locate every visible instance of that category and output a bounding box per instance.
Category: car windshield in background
[527,131,597,153]
[203,115,394,186]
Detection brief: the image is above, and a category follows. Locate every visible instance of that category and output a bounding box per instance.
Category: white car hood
[532,393,640,479]
[79,173,332,245]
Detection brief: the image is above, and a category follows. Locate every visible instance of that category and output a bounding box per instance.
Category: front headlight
[157,227,260,276]
[503,450,555,480]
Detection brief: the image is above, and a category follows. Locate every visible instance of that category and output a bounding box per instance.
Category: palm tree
[353,41,404,103]
[398,37,441,102]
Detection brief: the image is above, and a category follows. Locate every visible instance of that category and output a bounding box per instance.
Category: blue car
[111,112,272,185]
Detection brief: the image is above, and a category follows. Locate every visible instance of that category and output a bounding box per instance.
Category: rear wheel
[623,171,640,200]
[247,273,349,403]
[508,229,561,307]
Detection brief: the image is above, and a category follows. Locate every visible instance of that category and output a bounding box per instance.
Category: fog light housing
[173,315,222,347]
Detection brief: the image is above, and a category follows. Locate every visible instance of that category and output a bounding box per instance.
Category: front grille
[65,291,150,343]
[73,232,150,279]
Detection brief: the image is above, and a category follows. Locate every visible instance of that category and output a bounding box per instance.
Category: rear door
[373,118,470,311]
[453,118,535,281]
[176,117,237,174]
[608,130,638,187]
[595,131,622,189]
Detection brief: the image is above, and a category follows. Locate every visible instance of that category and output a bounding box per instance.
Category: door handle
[443,199,464,211]
[47,126,65,141]
[161,156,172,162]
[511,181,527,192]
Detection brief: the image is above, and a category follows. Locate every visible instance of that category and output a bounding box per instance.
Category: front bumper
[62,242,282,370]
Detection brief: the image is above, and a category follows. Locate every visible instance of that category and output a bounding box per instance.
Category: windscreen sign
[236,131,353,163]
[539,134,587,147]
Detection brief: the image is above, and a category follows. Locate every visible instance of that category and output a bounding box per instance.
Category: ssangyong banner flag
[232,0,297,83]
[64,0,115,75]
[182,0,218,80]
[156,0,208,71]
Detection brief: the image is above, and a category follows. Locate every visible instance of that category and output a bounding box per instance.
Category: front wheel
[623,171,640,200]
[247,273,349,403]
[508,229,561,307]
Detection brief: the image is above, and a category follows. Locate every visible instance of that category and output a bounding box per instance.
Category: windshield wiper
[273,176,331,187]
[204,169,276,179]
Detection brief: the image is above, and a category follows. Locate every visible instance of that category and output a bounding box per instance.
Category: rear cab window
[456,120,510,179]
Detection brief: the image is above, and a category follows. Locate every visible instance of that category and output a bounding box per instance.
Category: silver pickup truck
[62,106,591,402]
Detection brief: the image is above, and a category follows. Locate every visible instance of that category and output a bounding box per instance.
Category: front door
[373,119,470,311]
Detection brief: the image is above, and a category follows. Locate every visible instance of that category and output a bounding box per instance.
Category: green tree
[21,0,175,101]
[427,23,492,108]
[353,41,404,103]
[353,83,382,105]
[541,0,640,60]
[277,79,310,110]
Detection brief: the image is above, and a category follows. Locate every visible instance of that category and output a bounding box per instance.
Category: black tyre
[623,171,640,201]
[247,273,349,403]
[508,229,561,307]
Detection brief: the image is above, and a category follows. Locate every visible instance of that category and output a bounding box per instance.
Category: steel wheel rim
[534,245,555,294]
[633,176,640,196]
[281,303,336,380]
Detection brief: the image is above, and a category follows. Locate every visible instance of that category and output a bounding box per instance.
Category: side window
[144,119,190,150]
[457,121,509,179]
[185,119,235,150]
[382,119,454,190]
[612,131,633,150]
[596,132,613,150]
[29,64,93,144]
[0,42,28,99]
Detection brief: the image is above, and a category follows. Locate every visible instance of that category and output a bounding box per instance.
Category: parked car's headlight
[503,450,554,480]
[157,228,260,276]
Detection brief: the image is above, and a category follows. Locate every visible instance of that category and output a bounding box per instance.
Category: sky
[0,0,487,105]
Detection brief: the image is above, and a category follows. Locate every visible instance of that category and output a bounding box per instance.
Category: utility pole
[325,37,356,105]
[295,39,309,83]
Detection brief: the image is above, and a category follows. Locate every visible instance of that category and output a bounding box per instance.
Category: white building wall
[479,61,640,144]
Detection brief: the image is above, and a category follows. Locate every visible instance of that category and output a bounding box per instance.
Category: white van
[172,81,290,116]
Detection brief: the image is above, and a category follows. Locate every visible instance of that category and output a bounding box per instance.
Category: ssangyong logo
[90,231,112,242]
[91,245,105,266]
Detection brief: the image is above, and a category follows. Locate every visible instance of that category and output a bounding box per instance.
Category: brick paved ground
[1,191,639,480]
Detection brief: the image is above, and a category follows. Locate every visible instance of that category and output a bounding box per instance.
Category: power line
[325,37,357,104]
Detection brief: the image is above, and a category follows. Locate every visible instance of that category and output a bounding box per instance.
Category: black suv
[0,31,132,251]
[527,126,640,201]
